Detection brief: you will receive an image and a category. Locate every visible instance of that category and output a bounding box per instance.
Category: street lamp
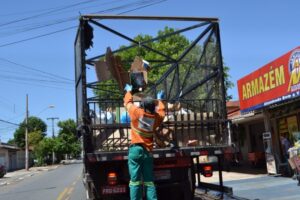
[36,104,55,116]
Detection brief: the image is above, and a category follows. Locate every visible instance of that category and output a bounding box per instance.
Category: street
[1,163,300,200]
[0,163,85,200]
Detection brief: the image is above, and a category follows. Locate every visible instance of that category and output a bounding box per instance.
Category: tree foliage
[55,119,81,159]
[34,137,55,165]
[94,26,234,100]
[33,119,81,165]
[28,130,44,149]
[13,116,47,148]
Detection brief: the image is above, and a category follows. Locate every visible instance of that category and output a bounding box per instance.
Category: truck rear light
[202,165,213,177]
[107,172,118,185]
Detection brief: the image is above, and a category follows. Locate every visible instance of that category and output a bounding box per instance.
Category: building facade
[236,46,300,175]
[0,143,25,171]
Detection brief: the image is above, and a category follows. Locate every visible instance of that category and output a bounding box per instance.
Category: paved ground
[2,163,300,200]
[198,166,300,200]
[0,165,60,187]
[0,163,84,200]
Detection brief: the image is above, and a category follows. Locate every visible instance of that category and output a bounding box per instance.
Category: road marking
[71,181,76,186]
[57,188,68,200]
[57,176,81,200]
[67,187,74,195]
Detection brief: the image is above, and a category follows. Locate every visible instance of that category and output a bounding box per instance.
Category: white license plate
[101,185,127,195]
[154,170,171,180]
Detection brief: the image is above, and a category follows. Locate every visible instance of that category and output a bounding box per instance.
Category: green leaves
[13,116,47,148]
[33,119,81,165]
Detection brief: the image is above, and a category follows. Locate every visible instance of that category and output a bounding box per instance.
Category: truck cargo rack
[75,15,230,200]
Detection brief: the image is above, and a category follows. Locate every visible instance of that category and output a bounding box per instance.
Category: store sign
[238,47,300,113]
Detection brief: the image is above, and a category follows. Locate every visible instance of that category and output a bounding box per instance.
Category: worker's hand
[156,90,165,100]
[124,84,133,92]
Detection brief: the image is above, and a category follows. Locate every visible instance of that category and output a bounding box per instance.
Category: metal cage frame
[75,15,228,154]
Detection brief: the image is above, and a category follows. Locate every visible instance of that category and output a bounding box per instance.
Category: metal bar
[81,15,219,22]
[175,70,219,100]
[78,18,94,154]
[217,154,224,198]
[152,23,214,90]
[215,23,228,120]
[166,63,177,100]
[88,19,176,62]
[180,28,214,90]
[86,22,210,63]
[176,29,216,100]
[195,27,215,69]
[175,64,180,98]
[196,156,201,186]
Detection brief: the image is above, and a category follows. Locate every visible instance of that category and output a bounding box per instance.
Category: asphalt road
[0,163,85,200]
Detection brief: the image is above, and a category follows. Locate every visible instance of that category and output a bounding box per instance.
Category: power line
[118,0,167,15]
[0,0,166,47]
[0,74,73,85]
[0,79,74,91]
[0,119,19,126]
[0,58,73,82]
[0,0,97,28]
[0,0,121,37]
[0,26,76,48]
[0,0,141,36]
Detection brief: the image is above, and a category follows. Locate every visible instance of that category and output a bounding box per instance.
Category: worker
[123,84,165,200]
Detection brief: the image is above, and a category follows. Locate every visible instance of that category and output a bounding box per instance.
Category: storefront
[237,46,300,175]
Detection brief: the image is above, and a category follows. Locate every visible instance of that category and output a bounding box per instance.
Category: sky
[0,0,299,142]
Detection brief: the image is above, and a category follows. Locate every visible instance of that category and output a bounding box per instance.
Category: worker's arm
[123,84,140,120]
[124,91,134,111]
[156,100,166,119]
[156,90,166,121]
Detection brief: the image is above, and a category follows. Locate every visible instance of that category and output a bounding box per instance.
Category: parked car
[0,164,6,178]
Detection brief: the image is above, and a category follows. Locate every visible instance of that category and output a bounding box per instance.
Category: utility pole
[47,117,59,164]
[25,94,29,171]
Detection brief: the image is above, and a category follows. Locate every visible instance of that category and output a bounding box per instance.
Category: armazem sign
[238,46,300,113]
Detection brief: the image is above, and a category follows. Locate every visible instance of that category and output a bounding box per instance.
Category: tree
[7,138,16,146]
[31,119,80,165]
[13,116,47,148]
[34,137,55,166]
[54,119,81,160]
[224,65,234,100]
[28,130,44,149]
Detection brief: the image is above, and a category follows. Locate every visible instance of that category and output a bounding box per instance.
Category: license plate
[154,170,171,180]
[101,185,127,195]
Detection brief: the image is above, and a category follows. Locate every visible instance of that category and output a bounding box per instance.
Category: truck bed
[88,98,227,153]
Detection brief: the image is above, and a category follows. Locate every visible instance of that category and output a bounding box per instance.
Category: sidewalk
[0,165,60,186]
[197,166,300,200]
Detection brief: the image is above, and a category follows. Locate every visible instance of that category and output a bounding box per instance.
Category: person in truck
[123,84,165,200]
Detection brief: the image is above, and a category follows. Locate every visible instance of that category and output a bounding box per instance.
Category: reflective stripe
[129,181,142,186]
[144,181,155,187]
[131,124,153,138]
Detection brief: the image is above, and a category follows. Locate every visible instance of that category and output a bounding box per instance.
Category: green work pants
[128,145,157,200]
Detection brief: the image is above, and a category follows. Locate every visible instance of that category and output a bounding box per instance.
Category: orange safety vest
[124,92,165,151]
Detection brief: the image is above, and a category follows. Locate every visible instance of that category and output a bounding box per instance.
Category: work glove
[124,84,133,92]
[156,90,165,100]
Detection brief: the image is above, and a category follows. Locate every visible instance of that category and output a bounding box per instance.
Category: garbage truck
[75,15,230,200]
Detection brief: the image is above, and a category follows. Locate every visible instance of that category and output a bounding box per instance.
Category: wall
[0,149,9,170]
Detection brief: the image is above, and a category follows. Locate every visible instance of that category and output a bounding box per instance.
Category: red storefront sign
[238,46,300,113]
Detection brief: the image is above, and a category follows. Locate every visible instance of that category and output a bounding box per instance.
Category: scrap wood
[105,47,129,90]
